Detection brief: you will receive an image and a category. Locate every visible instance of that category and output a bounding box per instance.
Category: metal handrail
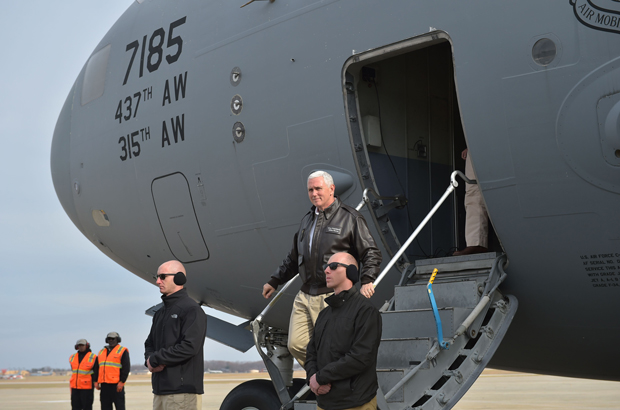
[373,170,475,289]
[252,277,301,407]
[253,274,299,324]
[355,187,405,211]
[448,254,507,342]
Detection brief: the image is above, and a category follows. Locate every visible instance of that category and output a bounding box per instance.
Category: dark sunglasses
[324,262,350,271]
[154,273,176,281]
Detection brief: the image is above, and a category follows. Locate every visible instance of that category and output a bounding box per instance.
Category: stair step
[414,252,499,274]
[381,308,472,339]
[377,338,432,370]
[377,369,404,402]
[394,280,481,310]
[293,401,317,410]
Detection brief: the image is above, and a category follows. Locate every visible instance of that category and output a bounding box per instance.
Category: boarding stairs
[250,172,518,410]
[375,252,517,410]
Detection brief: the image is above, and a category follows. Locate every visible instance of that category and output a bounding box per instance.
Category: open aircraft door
[339,32,518,409]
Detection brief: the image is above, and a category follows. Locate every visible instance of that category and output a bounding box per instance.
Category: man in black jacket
[145,260,207,410]
[305,252,382,410]
[262,170,382,366]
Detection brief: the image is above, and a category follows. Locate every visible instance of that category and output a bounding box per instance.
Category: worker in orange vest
[97,332,130,410]
[69,339,99,410]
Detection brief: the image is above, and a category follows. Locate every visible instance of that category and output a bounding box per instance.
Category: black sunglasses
[324,262,350,271]
[154,273,176,281]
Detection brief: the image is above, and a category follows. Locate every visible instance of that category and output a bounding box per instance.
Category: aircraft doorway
[343,34,472,262]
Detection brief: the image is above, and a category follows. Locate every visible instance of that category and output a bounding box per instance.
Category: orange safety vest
[98,345,127,384]
[69,352,96,389]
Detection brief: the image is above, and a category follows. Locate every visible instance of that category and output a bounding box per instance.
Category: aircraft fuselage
[51,0,620,381]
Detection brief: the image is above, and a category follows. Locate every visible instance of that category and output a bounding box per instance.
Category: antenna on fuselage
[240,0,275,8]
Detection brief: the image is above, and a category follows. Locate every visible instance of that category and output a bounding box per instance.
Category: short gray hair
[308,170,334,187]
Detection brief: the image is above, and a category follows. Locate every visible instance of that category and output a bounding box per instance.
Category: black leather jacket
[269,197,382,295]
[305,288,382,410]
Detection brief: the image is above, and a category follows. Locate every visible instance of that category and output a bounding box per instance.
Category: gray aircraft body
[51,0,620,405]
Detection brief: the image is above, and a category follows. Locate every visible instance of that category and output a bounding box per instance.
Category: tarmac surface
[1,370,618,410]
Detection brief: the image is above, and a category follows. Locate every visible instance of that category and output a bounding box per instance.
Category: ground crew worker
[97,331,130,410]
[69,338,99,410]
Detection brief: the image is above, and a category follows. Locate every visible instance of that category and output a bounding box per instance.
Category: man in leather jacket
[262,170,382,366]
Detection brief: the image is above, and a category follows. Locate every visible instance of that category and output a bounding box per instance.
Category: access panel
[151,172,209,263]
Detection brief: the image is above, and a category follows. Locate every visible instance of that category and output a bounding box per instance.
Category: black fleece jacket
[305,288,382,410]
[144,288,207,395]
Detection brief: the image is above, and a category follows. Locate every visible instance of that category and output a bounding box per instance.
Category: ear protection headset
[346,264,359,284]
[106,332,122,343]
[174,271,187,285]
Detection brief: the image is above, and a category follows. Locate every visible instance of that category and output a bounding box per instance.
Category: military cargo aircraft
[51,0,620,408]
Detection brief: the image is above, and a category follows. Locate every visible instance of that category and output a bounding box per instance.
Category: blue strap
[427,268,449,350]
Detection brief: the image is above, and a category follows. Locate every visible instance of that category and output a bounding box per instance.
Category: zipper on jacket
[310,212,324,280]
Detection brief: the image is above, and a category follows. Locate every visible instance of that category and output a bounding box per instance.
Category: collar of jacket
[325,287,355,308]
[311,197,341,220]
[161,287,188,307]
[105,345,123,353]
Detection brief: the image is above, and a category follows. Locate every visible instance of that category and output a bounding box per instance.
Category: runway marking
[0,381,67,385]
[458,401,584,409]
[478,373,539,378]
[0,377,270,386]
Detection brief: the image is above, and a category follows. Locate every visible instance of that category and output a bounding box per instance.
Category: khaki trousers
[288,290,332,367]
[153,393,201,410]
[318,396,377,410]
[464,153,488,248]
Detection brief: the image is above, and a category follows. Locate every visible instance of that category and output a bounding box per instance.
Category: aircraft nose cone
[50,84,84,233]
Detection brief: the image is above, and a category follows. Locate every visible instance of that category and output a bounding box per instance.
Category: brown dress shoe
[453,246,488,256]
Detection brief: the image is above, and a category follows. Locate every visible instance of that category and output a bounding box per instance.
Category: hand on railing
[262,283,276,299]
[360,282,374,298]
[253,274,299,324]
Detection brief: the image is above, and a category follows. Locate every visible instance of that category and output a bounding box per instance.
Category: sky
[0,0,261,371]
